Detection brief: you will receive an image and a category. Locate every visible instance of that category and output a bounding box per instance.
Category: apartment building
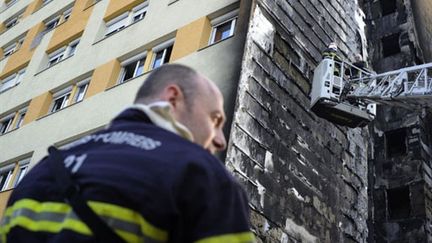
[0,0,248,216]
[5,0,428,242]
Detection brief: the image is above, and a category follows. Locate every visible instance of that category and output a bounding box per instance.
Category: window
[0,158,31,191]
[49,80,89,113]
[13,159,30,187]
[42,0,53,7]
[151,40,174,69]
[45,16,60,32]
[382,33,400,57]
[5,0,18,8]
[48,49,65,67]
[51,90,72,113]
[47,39,80,67]
[385,128,407,158]
[0,165,15,191]
[209,10,238,44]
[132,3,147,23]
[104,1,148,37]
[5,13,22,30]
[3,43,16,57]
[119,54,147,83]
[0,69,25,93]
[2,36,24,58]
[387,186,410,220]
[105,14,128,36]
[0,115,14,135]
[0,106,28,135]
[63,7,73,22]
[380,0,397,16]
[14,109,26,129]
[74,81,89,102]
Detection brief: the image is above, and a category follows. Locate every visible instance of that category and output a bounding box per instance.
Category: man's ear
[161,84,184,110]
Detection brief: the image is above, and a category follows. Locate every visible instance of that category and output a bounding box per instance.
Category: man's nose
[213,129,227,152]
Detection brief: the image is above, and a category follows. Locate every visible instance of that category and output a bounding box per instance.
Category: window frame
[132,3,148,23]
[47,38,80,67]
[63,7,73,22]
[151,39,174,70]
[5,0,18,8]
[105,13,129,37]
[13,158,30,187]
[209,9,239,45]
[47,48,66,67]
[50,88,73,113]
[3,42,17,57]
[4,14,21,30]
[118,52,147,83]
[0,69,25,93]
[0,114,15,135]
[45,16,60,32]
[14,108,27,129]
[74,79,90,102]
[104,1,149,37]
[0,164,15,191]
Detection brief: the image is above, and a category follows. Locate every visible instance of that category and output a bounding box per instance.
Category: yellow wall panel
[170,17,212,61]
[0,23,45,79]
[0,190,12,219]
[47,0,94,53]
[22,0,43,18]
[104,0,145,21]
[23,92,52,125]
[143,50,154,71]
[0,46,4,59]
[0,23,5,34]
[85,59,121,98]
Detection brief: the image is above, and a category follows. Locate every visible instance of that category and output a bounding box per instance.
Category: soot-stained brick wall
[361,0,432,242]
[226,0,370,242]
[362,0,421,73]
[411,0,432,62]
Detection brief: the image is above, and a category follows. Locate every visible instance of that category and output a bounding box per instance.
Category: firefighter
[322,42,342,76]
[0,64,255,243]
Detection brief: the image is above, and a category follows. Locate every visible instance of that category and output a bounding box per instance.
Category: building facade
[362,0,432,242]
[0,0,248,216]
[3,0,431,242]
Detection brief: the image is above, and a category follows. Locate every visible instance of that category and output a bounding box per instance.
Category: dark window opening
[382,33,400,57]
[380,0,397,16]
[387,186,410,220]
[385,128,407,157]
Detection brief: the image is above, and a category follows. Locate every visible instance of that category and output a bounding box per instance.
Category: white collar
[121,102,194,142]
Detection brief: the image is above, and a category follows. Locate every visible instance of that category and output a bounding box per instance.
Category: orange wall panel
[170,17,212,61]
[47,0,94,53]
[0,23,45,79]
[23,92,53,125]
[85,59,121,98]
[104,0,145,21]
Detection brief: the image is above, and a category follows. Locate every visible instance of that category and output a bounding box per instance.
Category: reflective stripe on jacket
[0,109,255,243]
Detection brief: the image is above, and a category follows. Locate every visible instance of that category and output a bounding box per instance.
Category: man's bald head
[134,64,199,107]
[133,64,227,153]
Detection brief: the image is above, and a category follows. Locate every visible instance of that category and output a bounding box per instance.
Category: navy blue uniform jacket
[0,109,254,243]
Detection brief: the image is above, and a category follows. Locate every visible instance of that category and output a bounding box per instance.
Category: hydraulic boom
[310,58,432,128]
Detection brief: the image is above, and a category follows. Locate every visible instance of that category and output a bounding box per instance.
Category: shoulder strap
[47,146,126,243]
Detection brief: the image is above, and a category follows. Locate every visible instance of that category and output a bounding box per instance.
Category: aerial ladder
[310,58,432,128]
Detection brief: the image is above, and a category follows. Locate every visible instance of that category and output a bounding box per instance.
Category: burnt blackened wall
[362,0,421,72]
[226,0,370,242]
[411,0,432,62]
[368,113,431,242]
[362,0,432,242]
